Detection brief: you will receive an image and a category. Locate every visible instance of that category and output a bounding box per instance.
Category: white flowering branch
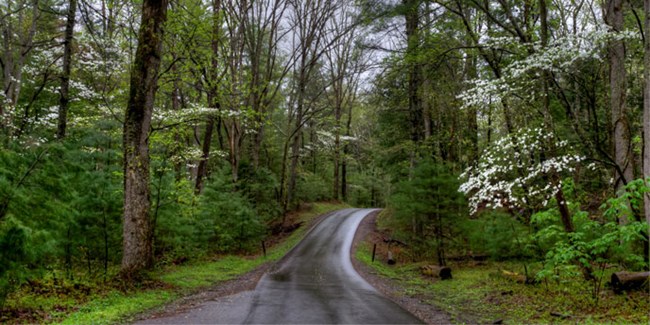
[459,127,584,216]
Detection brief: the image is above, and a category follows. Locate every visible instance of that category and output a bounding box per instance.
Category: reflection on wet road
[243,208,423,324]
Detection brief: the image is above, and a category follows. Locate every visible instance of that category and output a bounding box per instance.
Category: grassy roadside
[3,202,349,325]
[356,243,649,324]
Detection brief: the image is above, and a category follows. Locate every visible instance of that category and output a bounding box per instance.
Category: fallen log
[611,271,650,294]
[420,265,452,280]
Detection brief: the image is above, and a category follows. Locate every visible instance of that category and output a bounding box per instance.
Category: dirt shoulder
[351,210,453,325]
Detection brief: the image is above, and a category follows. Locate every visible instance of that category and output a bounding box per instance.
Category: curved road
[139,208,423,324]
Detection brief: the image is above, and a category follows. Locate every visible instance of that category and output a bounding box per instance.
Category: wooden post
[371,244,376,262]
[262,241,267,258]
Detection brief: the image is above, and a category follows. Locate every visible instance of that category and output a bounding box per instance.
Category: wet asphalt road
[138,208,423,324]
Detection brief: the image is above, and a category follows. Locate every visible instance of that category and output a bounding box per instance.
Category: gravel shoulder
[350,210,453,325]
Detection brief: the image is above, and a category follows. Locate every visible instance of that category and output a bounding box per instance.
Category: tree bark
[121,0,168,276]
[555,186,574,233]
[403,0,422,145]
[643,0,650,268]
[333,101,341,200]
[57,0,77,139]
[605,0,634,193]
[195,113,216,193]
[341,101,352,201]
[195,0,222,193]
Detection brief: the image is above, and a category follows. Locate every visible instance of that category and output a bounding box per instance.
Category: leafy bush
[532,179,649,303]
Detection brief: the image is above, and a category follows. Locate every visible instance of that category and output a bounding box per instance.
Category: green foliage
[0,221,33,307]
[531,179,649,303]
[197,170,266,253]
[152,174,200,260]
[238,165,282,223]
[4,202,347,324]
[296,171,331,203]
[346,170,388,208]
[460,211,529,260]
[387,160,467,262]
[357,245,650,324]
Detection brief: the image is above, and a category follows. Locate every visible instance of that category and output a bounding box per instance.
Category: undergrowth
[356,243,649,325]
[1,202,349,325]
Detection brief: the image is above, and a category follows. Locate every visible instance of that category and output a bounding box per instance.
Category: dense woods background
[0,0,649,308]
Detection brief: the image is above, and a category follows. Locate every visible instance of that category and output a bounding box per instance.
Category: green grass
[356,244,650,324]
[3,202,349,325]
[158,255,261,289]
[60,290,177,325]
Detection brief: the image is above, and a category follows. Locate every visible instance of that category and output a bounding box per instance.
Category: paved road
[138,208,423,324]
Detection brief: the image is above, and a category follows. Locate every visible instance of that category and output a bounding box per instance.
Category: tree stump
[420,265,452,280]
[611,271,650,294]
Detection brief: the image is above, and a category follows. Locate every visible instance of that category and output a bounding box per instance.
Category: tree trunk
[403,0,422,145]
[1,0,39,132]
[195,0,222,193]
[195,114,215,193]
[57,0,77,139]
[333,100,341,200]
[286,101,303,211]
[121,0,168,276]
[605,0,634,193]
[555,187,574,233]
[643,0,650,263]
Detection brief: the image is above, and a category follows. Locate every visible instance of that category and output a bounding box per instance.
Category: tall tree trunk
[333,101,341,200]
[226,0,246,184]
[286,91,303,211]
[342,102,352,201]
[539,0,552,129]
[605,0,634,193]
[403,0,421,145]
[643,0,650,268]
[195,112,216,193]
[121,0,168,276]
[57,0,77,139]
[195,0,222,193]
[1,0,39,132]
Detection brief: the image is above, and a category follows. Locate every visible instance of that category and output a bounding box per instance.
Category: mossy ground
[356,243,649,324]
[2,202,349,325]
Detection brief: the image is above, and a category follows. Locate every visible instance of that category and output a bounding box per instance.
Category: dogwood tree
[460,127,584,231]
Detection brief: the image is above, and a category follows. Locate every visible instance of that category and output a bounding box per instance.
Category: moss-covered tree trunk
[122,0,168,276]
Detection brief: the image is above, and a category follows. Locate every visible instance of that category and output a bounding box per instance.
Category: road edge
[350,210,453,325]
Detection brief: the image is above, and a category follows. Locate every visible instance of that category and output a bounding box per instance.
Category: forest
[0,0,649,323]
